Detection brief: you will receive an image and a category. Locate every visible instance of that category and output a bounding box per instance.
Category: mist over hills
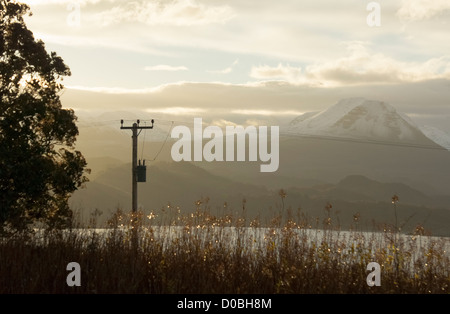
[70,160,450,236]
[71,98,450,235]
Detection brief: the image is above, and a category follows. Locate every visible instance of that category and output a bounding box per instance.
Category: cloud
[145,107,205,115]
[210,119,237,127]
[94,0,235,27]
[305,43,450,86]
[144,65,189,72]
[32,32,170,56]
[66,85,162,94]
[62,78,450,133]
[250,42,450,86]
[232,109,305,116]
[397,0,450,21]
[21,0,111,6]
[211,67,232,74]
[250,64,303,83]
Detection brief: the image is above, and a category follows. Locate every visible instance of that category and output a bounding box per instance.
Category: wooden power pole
[120,119,154,213]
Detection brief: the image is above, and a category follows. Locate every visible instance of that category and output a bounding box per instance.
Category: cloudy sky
[21,0,450,130]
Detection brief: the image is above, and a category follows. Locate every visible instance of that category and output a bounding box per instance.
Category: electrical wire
[151,121,174,161]
[280,130,448,151]
[78,117,449,152]
[141,121,147,161]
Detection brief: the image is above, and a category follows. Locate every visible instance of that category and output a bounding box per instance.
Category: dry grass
[0,199,449,294]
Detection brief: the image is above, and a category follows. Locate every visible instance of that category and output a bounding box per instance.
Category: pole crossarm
[120,119,154,130]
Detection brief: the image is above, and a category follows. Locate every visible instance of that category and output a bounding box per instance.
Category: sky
[21,0,450,131]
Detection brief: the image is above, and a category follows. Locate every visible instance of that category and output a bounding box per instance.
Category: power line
[280,130,448,151]
[76,120,118,128]
[78,117,449,152]
[141,121,147,160]
[150,121,174,161]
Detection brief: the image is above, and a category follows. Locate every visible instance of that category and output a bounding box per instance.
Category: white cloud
[304,43,450,86]
[250,64,304,83]
[397,0,450,21]
[233,109,305,116]
[144,65,188,72]
[210,119,237,127]
[66,85,152,94]
[145,107,205,115]
[94,0,235,27]
[32,32,170,56]
[62,79,450,135]
[250,42,450,87]
[210,67,232,74]
[21,0,110,6]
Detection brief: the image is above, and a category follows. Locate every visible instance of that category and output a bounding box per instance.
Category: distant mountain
[287,97,443,148]
[334,175,431,206]
[70,160,271,225]
[285,174,442,208]
[70,161,450,236]
[85,156,125,180]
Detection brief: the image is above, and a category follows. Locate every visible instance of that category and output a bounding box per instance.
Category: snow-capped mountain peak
[288,98,442,147]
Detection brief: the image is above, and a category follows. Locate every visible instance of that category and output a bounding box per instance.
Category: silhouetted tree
[0,1,89,233]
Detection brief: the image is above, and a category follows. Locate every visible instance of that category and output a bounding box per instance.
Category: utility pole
[120,119,154,250]
[120,119,154,213]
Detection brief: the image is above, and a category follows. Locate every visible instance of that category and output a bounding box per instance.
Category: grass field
[0,201,449,294]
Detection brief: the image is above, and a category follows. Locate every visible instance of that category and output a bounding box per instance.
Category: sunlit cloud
[32,32,170,56]
[94,0,235,27]
[21,0,106,5]
[210,119,237,127]
[250,42,450,87]
[232,109,305,116]
[397,0,450,21]
[66,85,161,94]
[61,78,450,134]
[144,65,188,72]
[304,43,450,86]
[208,67,232,74]
[145,107,206,115]
[250,63,304,84]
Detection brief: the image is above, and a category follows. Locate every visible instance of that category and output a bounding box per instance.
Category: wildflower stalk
[392,195,400,277]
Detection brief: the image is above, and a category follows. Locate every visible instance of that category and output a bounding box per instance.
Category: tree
[0,1,89,233]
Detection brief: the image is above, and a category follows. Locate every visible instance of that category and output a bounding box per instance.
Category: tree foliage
[0,1,89,233]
